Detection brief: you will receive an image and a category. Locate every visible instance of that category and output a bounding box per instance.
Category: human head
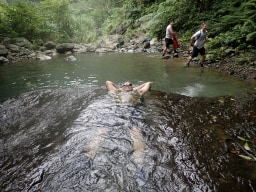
[121,82,133,92]
[169,20,174,25]
[202,23,207,32]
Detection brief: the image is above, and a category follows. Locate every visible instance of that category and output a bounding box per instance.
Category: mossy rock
[235,58,247,65]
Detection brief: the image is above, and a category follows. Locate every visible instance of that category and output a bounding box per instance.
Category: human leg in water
[130,127,147,186]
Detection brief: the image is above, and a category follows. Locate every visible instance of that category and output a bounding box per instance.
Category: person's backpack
[191,30,201,46]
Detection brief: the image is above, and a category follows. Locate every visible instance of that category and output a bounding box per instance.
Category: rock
[0,56,9,64]
[149,38,159,46]
[36,54,52,61]
[128,49,135,53]
[66,55,77,61]
[0,45,8,57]
[162,55,170,59]
[173,53,179,57]
[73,44,88,53]
[7,44,20,53]
[235,58,247,65]
[44,41,56,50]
[56,43,74,54]
[39,46,46,52]
[95,48,114,53]
[45,50,56,56]
[3,37,32,49]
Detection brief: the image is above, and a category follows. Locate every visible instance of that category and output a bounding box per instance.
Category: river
[0,53,256,191]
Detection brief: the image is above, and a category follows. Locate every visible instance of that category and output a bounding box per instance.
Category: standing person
[185,23,208,67]
[162,20,178,57]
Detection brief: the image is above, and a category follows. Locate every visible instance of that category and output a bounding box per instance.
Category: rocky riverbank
[0,35,255,81]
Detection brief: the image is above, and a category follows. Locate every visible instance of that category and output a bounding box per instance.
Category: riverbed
[0,53,256,191]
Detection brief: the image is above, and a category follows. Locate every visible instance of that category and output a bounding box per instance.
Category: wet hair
[122,82,132,87]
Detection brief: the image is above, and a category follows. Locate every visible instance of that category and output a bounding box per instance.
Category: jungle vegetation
[0,0,255,51]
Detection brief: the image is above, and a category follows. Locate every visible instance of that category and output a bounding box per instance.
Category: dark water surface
[0,53,256,192]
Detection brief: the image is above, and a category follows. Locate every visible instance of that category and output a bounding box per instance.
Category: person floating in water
[105,80,152,105]
[105,80,152,185]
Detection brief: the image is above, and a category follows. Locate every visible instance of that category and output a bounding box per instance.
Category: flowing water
[0,53,256,192]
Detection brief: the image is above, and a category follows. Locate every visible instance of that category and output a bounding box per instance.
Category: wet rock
[95,48,114,53]
[0,56,9,64]
[45,50,57,57]
[56,43,74,54]
[73,44,88,53]
[66,55,77,61]
[0,45,8,57]
[162,55,170,59]
[36,54,52,61]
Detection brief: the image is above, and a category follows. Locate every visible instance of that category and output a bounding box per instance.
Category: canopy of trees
[0,0,255,50]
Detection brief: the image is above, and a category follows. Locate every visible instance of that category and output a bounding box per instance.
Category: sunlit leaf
[238,154,256,161]
[237,136,249,142]
[218,99,224,104]
[244,142,252,152]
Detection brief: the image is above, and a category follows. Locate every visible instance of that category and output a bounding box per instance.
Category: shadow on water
[1,85,256,191]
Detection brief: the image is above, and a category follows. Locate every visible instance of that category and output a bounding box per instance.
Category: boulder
[44,41,56,50]
[0,45,8,57]
[3,37,32,49]
[56,43,74,53]
[0,56,9,64]
[7,44,20,53]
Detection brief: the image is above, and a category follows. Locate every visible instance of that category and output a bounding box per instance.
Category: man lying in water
[105,80,152,185]
[105,80,152,105]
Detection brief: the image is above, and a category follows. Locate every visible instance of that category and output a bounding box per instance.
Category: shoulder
[193,30,201,36]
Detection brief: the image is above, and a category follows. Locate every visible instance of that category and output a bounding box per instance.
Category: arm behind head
[105,80,117,92]
[134,82,152,95]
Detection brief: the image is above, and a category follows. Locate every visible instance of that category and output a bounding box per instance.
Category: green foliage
[38,0,75,42]
[0,1,42,40]
[0,0,75,42]
[0,0,255,49]
[209,0,256,48]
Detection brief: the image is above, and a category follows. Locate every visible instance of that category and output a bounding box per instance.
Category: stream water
[0,53,256,191]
